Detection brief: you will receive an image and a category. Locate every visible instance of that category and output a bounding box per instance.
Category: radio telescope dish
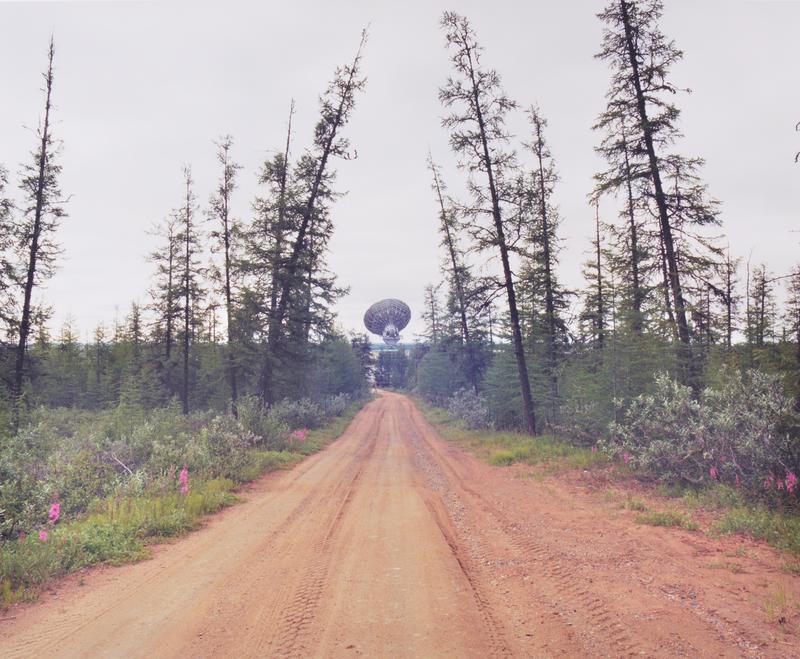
[364,299,411,347]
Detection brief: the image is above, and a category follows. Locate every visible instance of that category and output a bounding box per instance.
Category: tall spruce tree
[0,166,15,338]
[148,214,181,400]
[260,31,367,403]
[175,166,204,414]
[596,0,721,384]
[520,106,569,424]
[12,38,66,427]
[208,135,242,417]
[580,202,607,352]
[785,265,800,410]
[439,12,536,433]
[428,155,478,392]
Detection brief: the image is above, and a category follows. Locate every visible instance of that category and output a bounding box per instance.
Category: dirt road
[1,392,798,657]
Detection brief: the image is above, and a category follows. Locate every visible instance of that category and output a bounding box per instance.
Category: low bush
[446,388,492,430]
[602,369,798,496]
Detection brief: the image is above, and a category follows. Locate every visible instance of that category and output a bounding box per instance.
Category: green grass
[0,400,367,608]
[414,398,608,472]
[681,484,745,511]
[623,495,649,512]
[713,506,800,557]
[635,509,699,531]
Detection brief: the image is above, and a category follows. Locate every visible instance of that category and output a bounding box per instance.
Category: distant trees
[11,38,65,427]
[439,12,536,434]
[0,33,373,425]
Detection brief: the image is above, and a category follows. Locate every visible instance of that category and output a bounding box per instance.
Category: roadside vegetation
[1,395,367,607]
[416,397,800,559]
[383,3,800,566]
[0,23,375,608]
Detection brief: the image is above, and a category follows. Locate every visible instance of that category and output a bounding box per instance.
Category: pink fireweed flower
[39,529,48,542]
[735,474,741,488]
[591,446,598,454]
[179,466,189,496]
[786,472,798,494]
[48,502,61,524]
[290,429,308,442]
[622,452,632,465]
[764,475,774,489]
[777,479,785,491]
[709,466,718,481]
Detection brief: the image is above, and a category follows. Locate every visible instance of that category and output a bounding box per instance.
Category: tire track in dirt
[266,419,381,657]
[400,394,703,657]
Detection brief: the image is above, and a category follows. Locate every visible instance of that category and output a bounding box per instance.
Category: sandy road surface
[1,391,798,657]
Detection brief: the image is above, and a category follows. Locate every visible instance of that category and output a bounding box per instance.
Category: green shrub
[603,369,795,490]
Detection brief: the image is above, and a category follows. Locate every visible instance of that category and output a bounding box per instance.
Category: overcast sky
[1,0,798,342]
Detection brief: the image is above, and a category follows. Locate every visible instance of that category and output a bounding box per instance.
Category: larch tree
[208,135,243,417]
[439,11,536,434]
[175,166,204,414]
[428,155,478,392]
[746,264,776,348]
[592,117,652,335]
[596,0,721,383]
[12,38,66,427]
[521,106,569,424]
[148,214,181,399]
[422,282,443,345]
[580,202,607,352]
[0,166,16,351]
[246,103,296,398]
[261,30,367,403]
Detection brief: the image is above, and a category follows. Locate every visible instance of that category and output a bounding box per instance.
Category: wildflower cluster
[38,500,61,542]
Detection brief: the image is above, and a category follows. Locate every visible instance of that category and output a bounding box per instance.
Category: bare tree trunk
[12,39,56,430]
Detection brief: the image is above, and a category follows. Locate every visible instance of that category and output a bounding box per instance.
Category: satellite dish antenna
[364,299,411,348]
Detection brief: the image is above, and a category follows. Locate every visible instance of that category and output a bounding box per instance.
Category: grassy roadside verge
[414,397,800,562]
[413,397,608,472]
[0,399,368,608]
